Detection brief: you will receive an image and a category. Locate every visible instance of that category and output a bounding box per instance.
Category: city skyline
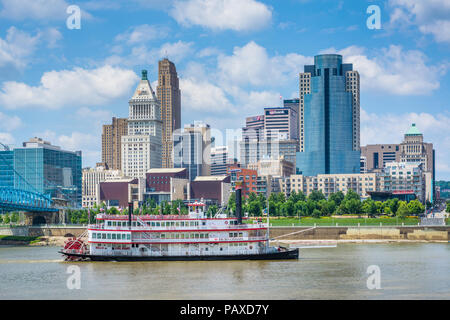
[0,0,448,180]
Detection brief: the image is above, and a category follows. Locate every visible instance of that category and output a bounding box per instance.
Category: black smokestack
[235,185,242,225]
[128,202,133,228]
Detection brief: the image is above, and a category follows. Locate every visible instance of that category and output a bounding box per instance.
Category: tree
[329,191,344,207]
[289,190,306,203]
[362,199,377,217]
[344,189,360,202]
[446,200,450,213]
[407,199,424,215]
[10,212,19,224]
[207,205,218,217]
[308,190,325,202]
[396,201,409,219]
[345,198,362,215]
[227,192,236,214]
[312,209,321,218]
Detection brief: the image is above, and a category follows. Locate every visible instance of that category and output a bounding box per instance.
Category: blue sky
[0,0,449,179]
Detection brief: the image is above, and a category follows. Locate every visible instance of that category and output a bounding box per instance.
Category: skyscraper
[101,117,128,170]
[173,122,211,180]
[157,58,181,168]
[297,54,360,176]
[299,55,360,152]
[122,70,162,178]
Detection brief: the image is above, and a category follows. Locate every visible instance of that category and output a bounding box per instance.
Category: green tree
[345,198,362,215]
[329,191,344,207]
[312,208,321,218]
[344,189,360,202]
[227,192,236,214]
[207,205,218,217]
[407,199,424,215]
[396,201,409,219]
[446,200,450,213]
[10,212,19,224]
[362,199,377,217]
[308,190,325,202]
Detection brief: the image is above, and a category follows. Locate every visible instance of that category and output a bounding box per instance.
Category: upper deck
[89,214,267,232]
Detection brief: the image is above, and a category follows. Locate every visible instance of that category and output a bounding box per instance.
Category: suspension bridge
[0,142,75,225]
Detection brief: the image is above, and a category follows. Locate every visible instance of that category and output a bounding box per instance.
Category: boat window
[161,234,165,239]
[190,233,195,239]
[156,222,160,227]
[195,233,199,239]
[102,233,106,239]
[112,221,116,226]
[92,233,96,239]
[202,221,206,226]
[122,234,126,240]
[175,234,179,239]
[107,233,111,239]
[107,221,111,226]
[180,234,184,239]
[180,222,184,227]
[239,232,243,237]
[112,234,116,239]
[127,234,130,240]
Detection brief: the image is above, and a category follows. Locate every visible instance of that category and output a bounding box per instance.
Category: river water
[0,243,448,300]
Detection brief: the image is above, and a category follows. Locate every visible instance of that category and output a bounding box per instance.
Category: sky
[0,0,449,180]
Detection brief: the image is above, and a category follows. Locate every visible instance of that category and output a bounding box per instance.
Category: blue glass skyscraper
[297,54,360,176]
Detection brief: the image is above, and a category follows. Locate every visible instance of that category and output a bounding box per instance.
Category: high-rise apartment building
[157,58,181,168]
[101,117,128,170]
[122,70,162,178]
[297,54,361,176]
[242,115,264,141]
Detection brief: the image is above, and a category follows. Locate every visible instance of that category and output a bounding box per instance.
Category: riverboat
[59,200,299,262]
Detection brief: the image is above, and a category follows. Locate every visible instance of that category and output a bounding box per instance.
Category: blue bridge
[0,187,57,212]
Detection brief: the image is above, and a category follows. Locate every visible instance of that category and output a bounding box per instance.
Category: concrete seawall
[269,226,450,241]
[1,225,449,242]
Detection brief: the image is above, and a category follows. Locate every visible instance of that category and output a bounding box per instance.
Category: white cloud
[105,41,194,67]
[322,45,447,95]
[0,112,21,131]
[361,109,450,178]
[115,24,169,45]
[0,65,139,109]
[0,132,15,145]
[0,0,67,20]
[0,27,40,75]
[170,0,272,31]
[36,130,100,167]
[159,41,194,63]
[179,77,235,114]
[389,0,450,43]
[218,41,312,87]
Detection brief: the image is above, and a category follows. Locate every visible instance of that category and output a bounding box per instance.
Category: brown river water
[0,243,448,299]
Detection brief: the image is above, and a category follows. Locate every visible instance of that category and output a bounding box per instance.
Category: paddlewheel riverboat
[59,189,298,261]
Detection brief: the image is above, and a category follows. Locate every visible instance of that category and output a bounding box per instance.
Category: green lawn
[248,216,421,227]
[0,235,41,243]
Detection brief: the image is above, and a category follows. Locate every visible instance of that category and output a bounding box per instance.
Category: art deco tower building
[157,58,181,168]
[121,70,162,178]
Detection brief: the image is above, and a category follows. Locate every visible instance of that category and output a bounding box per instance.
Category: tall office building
[264,106,298,140]
[101,117,128,170]
[173,122,211,181]
[299,55,360,152]
[297,54,361,176]
[283,99,300,141]
[157,58,181,168]
[242,115,265,141]
[122,70,162,178]
[211,146,231,176]
[13,137,82,207]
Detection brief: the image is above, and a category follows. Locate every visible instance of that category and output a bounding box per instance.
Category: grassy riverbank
[0,235,42,244]
[249,216,424,226]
